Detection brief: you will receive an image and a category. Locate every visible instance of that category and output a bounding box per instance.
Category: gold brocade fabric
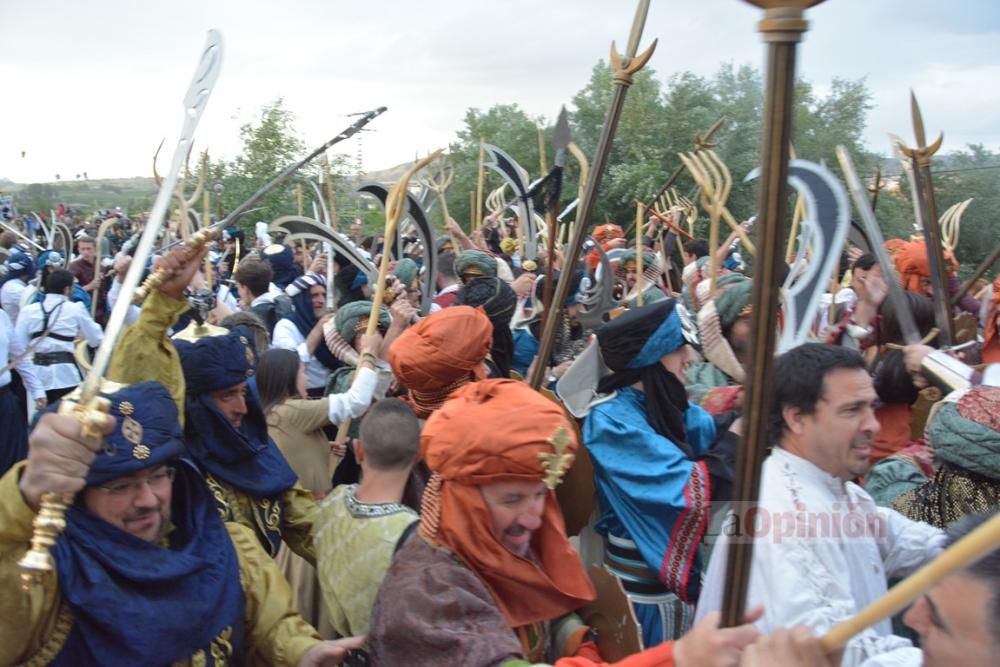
[205,473,317,565]
[108,289,190,422]
[892,464,1000,529]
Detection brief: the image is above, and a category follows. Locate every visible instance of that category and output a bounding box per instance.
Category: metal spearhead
[911,90,927,149]
[552,107,571,169]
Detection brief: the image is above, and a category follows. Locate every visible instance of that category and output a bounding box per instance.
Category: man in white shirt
[14,269,103,403]
[1,251,35,323]
[271,273,336,395]
[233,258,290,336]
[696,343,944,667]
[0,308,46,474]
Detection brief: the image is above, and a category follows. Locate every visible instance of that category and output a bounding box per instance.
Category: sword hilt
[18,395,111,587]
[132,227,221,303]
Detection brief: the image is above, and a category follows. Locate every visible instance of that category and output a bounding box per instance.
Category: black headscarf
[595,299,693,456]
[456,276,517,378]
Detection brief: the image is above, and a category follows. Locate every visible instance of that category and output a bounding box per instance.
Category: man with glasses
[0,380,363,665]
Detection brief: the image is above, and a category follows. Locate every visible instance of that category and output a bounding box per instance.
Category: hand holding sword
[18,29,223,585]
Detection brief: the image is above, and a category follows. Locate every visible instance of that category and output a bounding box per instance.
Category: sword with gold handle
[18,29,224,586]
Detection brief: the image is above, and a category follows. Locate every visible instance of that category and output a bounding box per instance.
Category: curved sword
[18,28,224,584]
[747,160,850,352]
[268,216,376,286]
[483,144,538,260]
[355,182,438,315]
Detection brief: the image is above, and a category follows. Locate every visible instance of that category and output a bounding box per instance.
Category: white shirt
[1,279,27,323]
[0,309,44,399]
[14,294,104,391]
[696,448,942,667]
[107,278,141,326]
[429,283,460,314]
[326,366,378,423]
[272,318,333,390]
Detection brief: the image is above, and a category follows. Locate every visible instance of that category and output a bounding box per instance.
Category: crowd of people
[0,189,998,667]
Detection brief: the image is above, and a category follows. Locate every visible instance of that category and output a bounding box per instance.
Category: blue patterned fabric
[49,381,245,666]
[583,386,715,644]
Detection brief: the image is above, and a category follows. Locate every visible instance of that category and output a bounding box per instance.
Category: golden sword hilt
[18,395,111,587]
[132,226,222,303]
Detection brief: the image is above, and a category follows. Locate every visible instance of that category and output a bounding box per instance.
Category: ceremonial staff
[540,109,570,339]
[528,0,656,391]
[720,0,822,629]
[18,29,224,583]
[329,152,443,449]
[623,115,727,239]
[898,93,954,345]
[133,107,388,302]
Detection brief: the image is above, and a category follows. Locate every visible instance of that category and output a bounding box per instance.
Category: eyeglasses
[95,466,175,498]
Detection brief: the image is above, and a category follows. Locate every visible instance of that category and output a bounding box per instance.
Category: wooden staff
[721,0,820,629]
[538,125,548,175]
[635,201,644,306]
[821,512,1000,652]
[530,0,656,390]
[202,151,213,290]
[331,151,443,446]
[475,139,485,233]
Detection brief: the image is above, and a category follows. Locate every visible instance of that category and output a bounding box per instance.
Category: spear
[897,92,953,345]
[721,0,822,629]
[475,139,485,233]
[134,107,388,301]
[537,109,571,356]
[330,151,443,447]
[530,0,656,391]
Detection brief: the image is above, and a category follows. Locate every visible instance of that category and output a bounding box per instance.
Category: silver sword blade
[81,29,223,400]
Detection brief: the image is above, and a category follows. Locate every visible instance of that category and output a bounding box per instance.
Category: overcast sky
[2,0,998,184]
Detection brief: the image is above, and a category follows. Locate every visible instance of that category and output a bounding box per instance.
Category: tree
[444,104,548,231]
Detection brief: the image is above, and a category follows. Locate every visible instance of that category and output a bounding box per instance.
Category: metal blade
[836,146,922,344]
[911,90,927,149]
[84,29,223,398]
[552,107,571,168]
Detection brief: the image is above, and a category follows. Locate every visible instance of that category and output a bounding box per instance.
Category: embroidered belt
[603,535,670,596]
[33,351,77,366]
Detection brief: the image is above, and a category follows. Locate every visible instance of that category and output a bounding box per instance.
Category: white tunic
[696,447,943,667]
[0,279,27,323]
[0,310,44,399]
[272,318,332,391]
[14,294,104,392]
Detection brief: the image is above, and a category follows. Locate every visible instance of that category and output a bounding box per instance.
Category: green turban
[455,250,497,281]
[335,300,391,342]
[393,258,420,290]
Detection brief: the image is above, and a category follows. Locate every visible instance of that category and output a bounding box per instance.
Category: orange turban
[893,239,958,294]
[419,379,595,627]
[388,305,492,418]
[593,223,623,243]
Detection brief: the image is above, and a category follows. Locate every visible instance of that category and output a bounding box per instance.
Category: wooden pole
[538,125,548,175]
[475,139,485,233]
[527,0,656,390]
[721,0,820,629]
[332,151,443,446]
[821,512,1000,652]
[635,201,644,307]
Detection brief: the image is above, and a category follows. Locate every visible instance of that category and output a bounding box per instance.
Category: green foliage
[933,144,1000,280]
[443,104,547,232]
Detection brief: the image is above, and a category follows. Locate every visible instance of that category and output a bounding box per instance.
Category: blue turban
[51,381,245,665]
[174,329,297,506]
[82,381,186,486]
[262,243,298,289]
[2,251,35,284]
[174,329,257,395]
